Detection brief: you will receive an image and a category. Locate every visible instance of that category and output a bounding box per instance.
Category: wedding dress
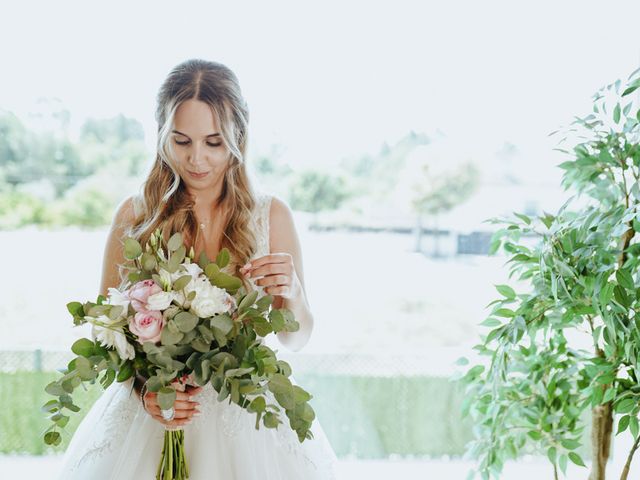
[56,191,339,479]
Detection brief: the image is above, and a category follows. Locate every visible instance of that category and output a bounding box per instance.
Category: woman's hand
[142,384,203,429]
[240,253,302,300]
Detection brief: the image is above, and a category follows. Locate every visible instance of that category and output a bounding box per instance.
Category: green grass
[0,371,103,454]
[0,371,473,458]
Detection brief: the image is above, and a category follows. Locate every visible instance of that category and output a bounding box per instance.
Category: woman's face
[171,98,231,193]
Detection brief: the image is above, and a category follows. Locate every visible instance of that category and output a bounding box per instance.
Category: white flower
[180,261,203,278]
[106,287,130,316]
[190,277,234,318]
[170,263,205,307]
[158,268,174,290]
[146,290,175,310]
[89,314,136,360]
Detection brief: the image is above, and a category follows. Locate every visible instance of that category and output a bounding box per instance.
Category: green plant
[459,68,640,480]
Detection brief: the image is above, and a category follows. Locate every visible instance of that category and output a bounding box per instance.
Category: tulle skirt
[56,376,339,479]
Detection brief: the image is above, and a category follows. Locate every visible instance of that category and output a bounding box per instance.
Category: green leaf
[614,103,621,123]
[616,269,635,290]
[560,438,581,450]
[255,294,274,311]
[157,386,177,410]
[210,272,242,291]
[216,248,230,268]
[495,284,516,299]
[479,318,501,327]
[146,375,163,392]
[568,452,586,467]
[167,232,183,252]
[513,212,531,225]
[239,291,258,312]
[197,250,210,268]
[66,301,84,317]
[263,411,281,428]
[141,252,157,271]
[173,275,192,291]
[631,416,639,439]
[622,79,640,97]
[161,327,183,346]
[252,317,273,337]
[75,356,96,380]
[116,360,134,382]
[173,311,198,333]
[603,387,616,403]
[71,338,95,358]
[616,398,636,414]
[211,314,233,335]
[269,309,285,331]
[205,263,220,279]
[248,396,266,413]
[123,237,143,259]
[44,431,62,446]
[494,308,516,318]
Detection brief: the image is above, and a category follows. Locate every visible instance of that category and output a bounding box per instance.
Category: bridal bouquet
[42,227,316,480]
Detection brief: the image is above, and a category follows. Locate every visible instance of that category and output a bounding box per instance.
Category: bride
[56,58,339,479]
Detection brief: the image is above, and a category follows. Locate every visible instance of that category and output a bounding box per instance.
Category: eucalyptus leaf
[167,232,183,252]
[157,386,177,410]
[123,237,142,260]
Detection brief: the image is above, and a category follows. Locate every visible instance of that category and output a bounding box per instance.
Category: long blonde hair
[123,59,258,288]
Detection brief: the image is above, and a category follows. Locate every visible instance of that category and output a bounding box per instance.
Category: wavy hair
[122,59,258,290]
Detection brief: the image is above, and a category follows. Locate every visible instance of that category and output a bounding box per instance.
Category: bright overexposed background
[2,0,640,478]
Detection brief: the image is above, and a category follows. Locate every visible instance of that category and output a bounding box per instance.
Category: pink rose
[129,309,164,344]
[127,279,162,312]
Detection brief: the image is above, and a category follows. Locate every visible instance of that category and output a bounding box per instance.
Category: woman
[57,58,338,479]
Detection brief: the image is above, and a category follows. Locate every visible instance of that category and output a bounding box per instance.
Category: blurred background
[1,0,640,478]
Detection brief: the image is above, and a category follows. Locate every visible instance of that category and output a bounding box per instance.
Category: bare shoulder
[99,194,139,296]
[112,194,139,230]
[267,194,296,245]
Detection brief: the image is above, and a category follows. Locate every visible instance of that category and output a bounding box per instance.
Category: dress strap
[252,192,273,258]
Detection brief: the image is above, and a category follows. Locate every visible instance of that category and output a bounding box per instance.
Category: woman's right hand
[142,384,203,429]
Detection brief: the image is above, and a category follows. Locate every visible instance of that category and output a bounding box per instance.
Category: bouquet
[42,227,316,480]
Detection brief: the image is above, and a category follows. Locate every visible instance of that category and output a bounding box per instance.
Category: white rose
[146,291,175,311]
[190,278,234,318]
[89,314,136,360]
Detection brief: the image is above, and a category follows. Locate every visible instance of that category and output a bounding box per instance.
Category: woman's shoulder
[254,190,294,228]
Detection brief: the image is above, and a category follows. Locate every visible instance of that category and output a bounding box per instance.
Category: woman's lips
[188,170,209,179]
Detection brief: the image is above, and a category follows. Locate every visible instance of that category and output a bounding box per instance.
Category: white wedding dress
[56,191,339,479]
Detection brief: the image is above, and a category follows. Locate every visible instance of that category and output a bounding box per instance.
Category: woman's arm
[100,196,146,395]
[99,195,137,298]
[267,196,314,352]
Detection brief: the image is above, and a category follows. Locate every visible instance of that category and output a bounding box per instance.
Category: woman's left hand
[239,253,302,300]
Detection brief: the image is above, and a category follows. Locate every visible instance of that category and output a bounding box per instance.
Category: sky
[1,0,640,181]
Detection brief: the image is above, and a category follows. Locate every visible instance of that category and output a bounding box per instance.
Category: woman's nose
[188,143,205,165]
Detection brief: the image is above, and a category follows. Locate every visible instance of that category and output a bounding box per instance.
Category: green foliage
[412,161,480,216]
[0,186,48,228]
[0,106,148,229]
[288,169,351,214]
[459,69,640,479]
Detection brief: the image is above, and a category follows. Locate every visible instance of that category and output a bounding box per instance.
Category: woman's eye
[174,139,221,147]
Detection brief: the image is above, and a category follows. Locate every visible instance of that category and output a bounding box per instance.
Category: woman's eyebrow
[172,129,221,138]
